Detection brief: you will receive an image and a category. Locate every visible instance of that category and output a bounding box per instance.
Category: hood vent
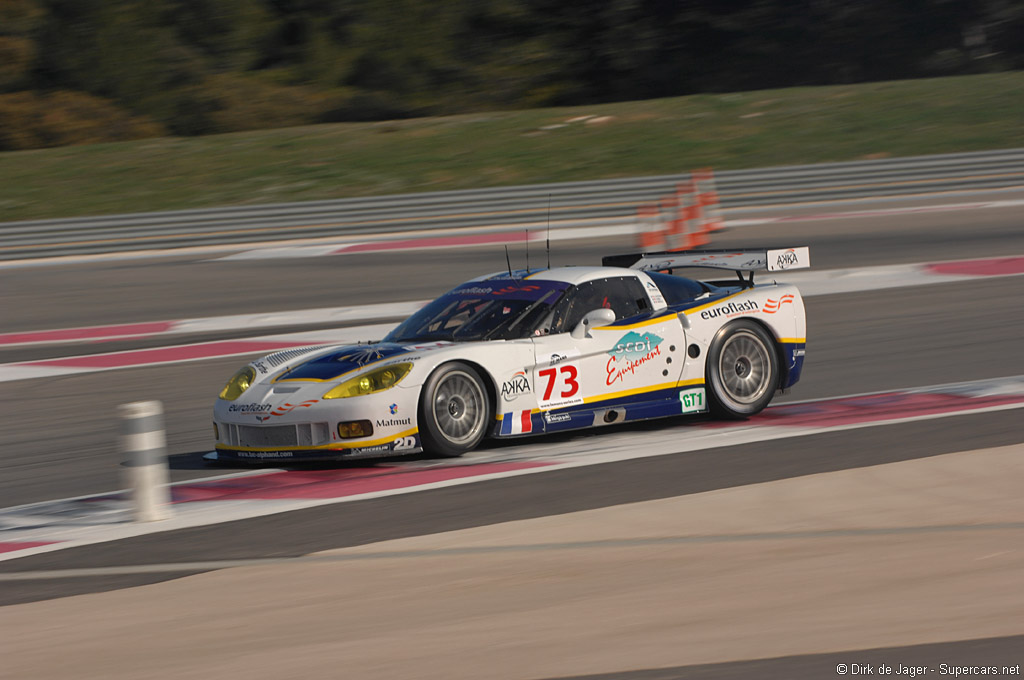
[264,345,331,368]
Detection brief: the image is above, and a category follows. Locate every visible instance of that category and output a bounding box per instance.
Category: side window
[551,277,649,333]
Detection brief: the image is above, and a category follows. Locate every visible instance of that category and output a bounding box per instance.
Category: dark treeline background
[2,0,1023,150]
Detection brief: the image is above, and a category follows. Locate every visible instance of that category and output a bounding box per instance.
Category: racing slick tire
[419,362,491,457]
[706,320,779,419]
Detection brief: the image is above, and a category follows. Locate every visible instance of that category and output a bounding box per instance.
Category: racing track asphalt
[1,192,1023,609]
[3,190,1024,335]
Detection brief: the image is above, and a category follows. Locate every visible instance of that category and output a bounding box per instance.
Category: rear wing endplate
[603,247,810,273]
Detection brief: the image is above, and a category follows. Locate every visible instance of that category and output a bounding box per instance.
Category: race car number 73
[538,365,579,400]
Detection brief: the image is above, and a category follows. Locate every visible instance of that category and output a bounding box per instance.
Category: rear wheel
[707,320,779,418]
[419,362,490,457]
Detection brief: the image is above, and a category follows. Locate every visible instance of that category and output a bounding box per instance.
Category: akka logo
[270,400,319,417]
[389,403,399,414]
[501,371,531,400]
[776,249,800,270]
[762,294,795,314]
[606,331,664,386]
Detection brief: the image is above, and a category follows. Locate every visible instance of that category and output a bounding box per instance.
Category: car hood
[270,341,455,383]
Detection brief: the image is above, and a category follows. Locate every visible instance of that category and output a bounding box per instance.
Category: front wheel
[706,320,779,419]
[419,362,490,457]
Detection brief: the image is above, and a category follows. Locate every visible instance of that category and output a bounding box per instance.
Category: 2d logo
[501,370,531,401]
[606,331,664,386]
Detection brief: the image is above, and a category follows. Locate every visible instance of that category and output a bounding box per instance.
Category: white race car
[209,248,808,461]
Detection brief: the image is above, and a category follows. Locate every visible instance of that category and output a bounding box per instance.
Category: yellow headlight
[219,366,256,401]
[323,363,413,399]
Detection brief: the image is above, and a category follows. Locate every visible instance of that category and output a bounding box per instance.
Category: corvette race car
[208,248,808,461]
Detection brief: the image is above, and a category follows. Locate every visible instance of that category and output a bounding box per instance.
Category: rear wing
[602,247,810,285]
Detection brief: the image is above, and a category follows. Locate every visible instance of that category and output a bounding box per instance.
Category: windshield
[384,279,571,343]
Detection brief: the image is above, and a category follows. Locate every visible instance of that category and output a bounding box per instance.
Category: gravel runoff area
[3,443,1022,680]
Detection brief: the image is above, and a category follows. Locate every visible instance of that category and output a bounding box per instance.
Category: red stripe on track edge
[926,256,1024,276]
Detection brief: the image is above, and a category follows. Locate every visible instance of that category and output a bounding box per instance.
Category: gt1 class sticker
[606,331,664,386]
[679,388,707,414]
[501,370,531,401]
[537,364,583,409]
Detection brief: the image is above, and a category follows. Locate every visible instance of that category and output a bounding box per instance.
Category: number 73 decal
[537,364,584,409]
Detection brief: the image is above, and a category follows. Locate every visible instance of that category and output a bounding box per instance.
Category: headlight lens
[219,366,256,401]
[323,363,413,399]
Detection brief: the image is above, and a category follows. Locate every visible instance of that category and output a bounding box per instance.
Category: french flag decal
[500,409,533,435]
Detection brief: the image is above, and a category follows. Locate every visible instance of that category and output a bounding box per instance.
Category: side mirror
[571,308,616,339]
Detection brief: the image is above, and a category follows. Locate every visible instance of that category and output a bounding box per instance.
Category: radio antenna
[504,245,513,278]
[525,229,530,273]
[546,194,552,269]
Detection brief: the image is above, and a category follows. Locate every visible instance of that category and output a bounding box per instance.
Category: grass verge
[2,72,1023,222]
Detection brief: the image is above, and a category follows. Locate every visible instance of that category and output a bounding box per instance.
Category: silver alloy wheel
[431,369,486,445]
[717,329,772,405]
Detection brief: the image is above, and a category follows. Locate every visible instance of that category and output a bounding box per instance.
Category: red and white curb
[0,323,396,383]
[2,374,1022,563]
[2,254,1022,384]
[3,250,1020,351]
[216,224,629,261]
[0,301,424,348]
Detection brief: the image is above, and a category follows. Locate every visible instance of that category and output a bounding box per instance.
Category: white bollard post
[119,400,173,522]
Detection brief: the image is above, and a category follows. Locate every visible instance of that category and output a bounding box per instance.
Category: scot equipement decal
[605,331,664,386]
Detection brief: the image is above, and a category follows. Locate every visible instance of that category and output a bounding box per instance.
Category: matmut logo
[762,294,795,314]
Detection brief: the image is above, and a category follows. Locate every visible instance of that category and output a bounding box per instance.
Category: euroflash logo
[763,294,795,314]
[700,299,758,320]
[389,403,399,414]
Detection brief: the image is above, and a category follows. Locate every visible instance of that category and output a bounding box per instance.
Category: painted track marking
[2,253,1022,384]
[2,374,1022,564]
